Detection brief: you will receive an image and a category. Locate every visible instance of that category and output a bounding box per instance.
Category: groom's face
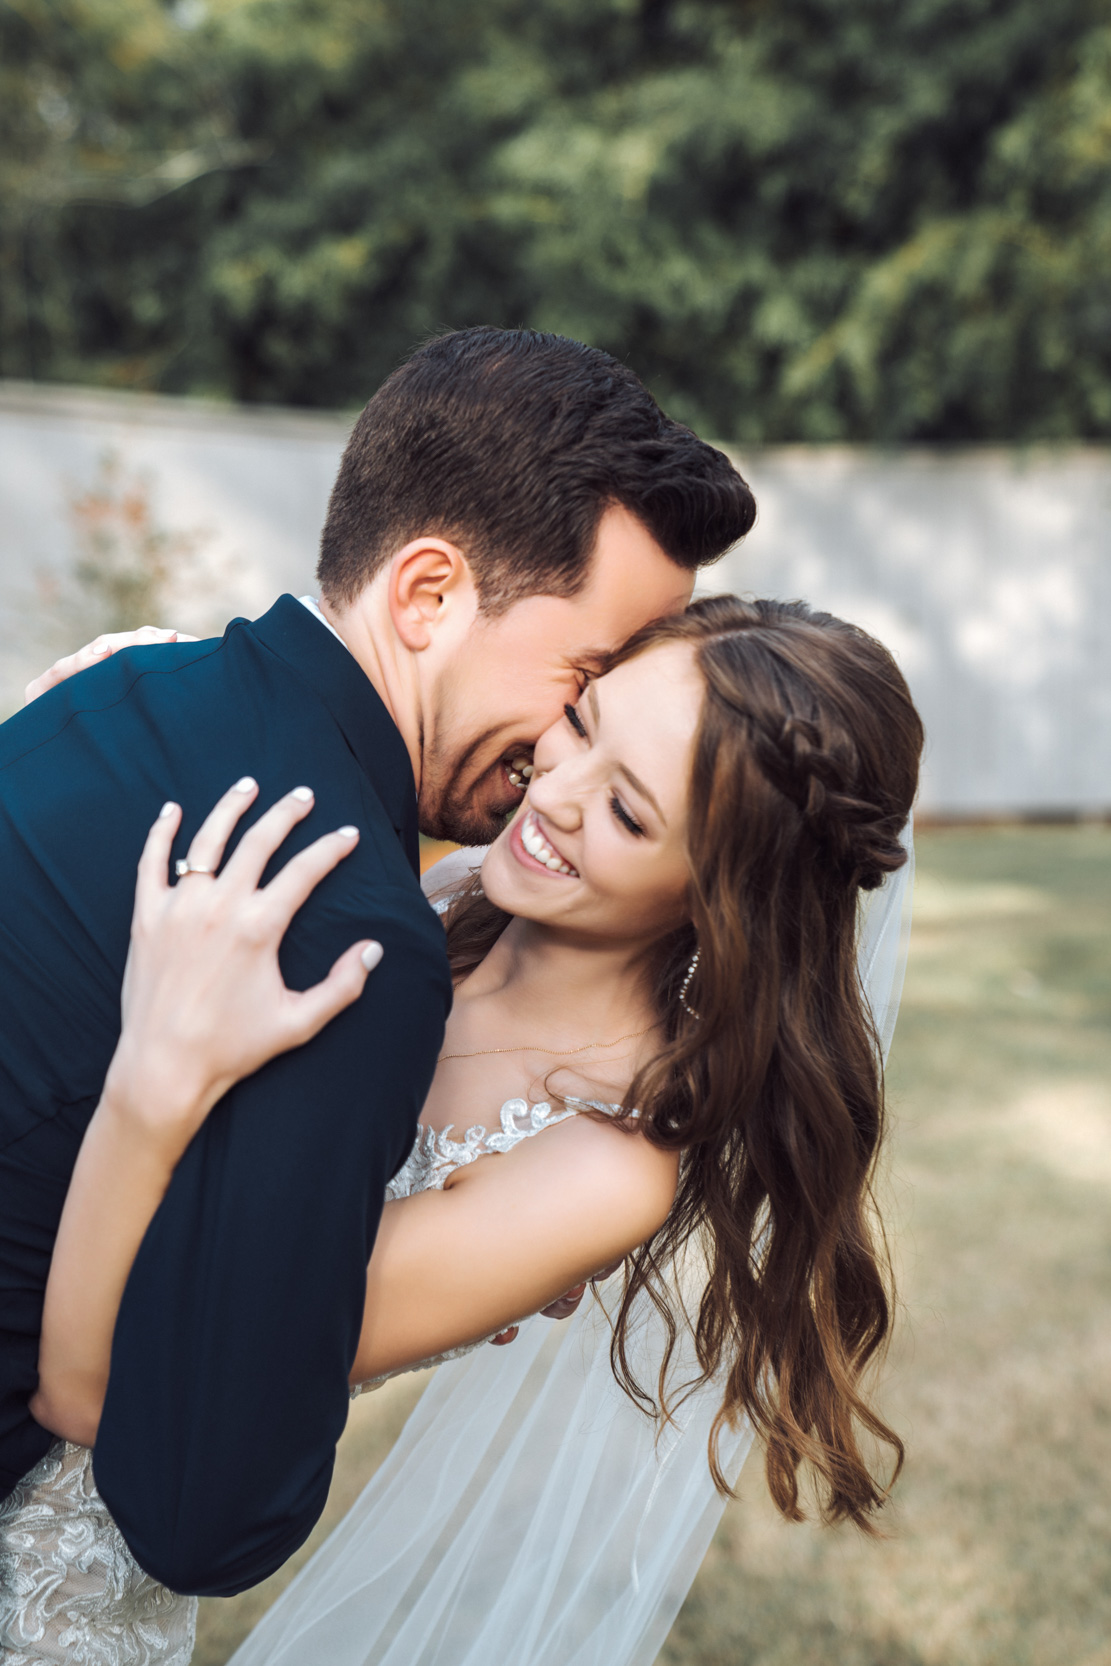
[418,505,693,845]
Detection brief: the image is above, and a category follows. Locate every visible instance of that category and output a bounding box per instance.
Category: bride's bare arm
[351,1122,678,1383]
[32,768,674,1436]
[31,783,381,1446]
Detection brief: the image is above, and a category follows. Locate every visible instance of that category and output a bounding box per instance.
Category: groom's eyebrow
[572,650,608,682]
[588,681,665,823]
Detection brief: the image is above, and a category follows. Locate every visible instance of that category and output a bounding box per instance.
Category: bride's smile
[511,807,579,876]
[483,641,701,947]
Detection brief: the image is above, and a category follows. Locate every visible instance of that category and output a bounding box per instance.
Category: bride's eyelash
[562,702,643,834]
[610,795,646,837]
[564,703,588,739]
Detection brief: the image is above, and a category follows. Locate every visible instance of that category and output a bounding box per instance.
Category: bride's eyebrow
[620,762,664,823]
[588,681,665,823]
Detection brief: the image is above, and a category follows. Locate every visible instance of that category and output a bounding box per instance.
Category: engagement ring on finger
[175,860,214,878]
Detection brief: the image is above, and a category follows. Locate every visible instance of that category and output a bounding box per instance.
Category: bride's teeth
[511,756,530,773]
[522,764,535,779]
[519,812,576,876]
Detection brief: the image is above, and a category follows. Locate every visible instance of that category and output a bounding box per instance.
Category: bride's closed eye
[564,703,646,836]
[610,795,646,837]
[564,702,588,739]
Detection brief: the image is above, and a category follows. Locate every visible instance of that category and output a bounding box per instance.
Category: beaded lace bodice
[350,1095,623,1395]
[386,1095,618,1199]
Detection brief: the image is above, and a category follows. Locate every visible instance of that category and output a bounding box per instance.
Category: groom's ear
[387,538,477,651]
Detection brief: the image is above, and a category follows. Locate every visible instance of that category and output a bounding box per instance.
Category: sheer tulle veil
[228,825,914,1666]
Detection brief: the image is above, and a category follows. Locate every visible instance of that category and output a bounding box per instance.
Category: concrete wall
[0,381,347,713]
[2,381,1108,816]
[714,447,1111,817]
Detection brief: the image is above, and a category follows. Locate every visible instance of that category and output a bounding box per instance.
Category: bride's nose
[526,758,583,831]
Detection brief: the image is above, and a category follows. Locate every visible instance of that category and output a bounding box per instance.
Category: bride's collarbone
[419,1052,632,1136]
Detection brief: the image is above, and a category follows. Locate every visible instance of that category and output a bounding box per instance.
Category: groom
[0,327,755,1597]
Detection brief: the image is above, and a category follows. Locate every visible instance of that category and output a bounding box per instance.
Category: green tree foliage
[2,0,1109,438]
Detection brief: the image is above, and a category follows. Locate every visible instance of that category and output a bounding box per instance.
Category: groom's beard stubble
[418,723,523,846]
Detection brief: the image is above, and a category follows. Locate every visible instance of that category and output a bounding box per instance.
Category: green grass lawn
[195,826,1111,1666]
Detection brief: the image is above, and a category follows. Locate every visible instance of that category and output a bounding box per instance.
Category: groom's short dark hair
[317,327,755,611]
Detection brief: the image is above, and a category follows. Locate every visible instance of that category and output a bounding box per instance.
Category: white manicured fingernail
[234,776,256,793]
[93,643,111,655]
[159,801,176,818]
[337,825,358,839]
[361,942,384,972]
[292,786,313,803]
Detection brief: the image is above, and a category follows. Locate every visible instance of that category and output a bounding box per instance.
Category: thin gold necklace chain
[438,1025,654,1063]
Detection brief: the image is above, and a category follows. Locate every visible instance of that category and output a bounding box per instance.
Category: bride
[17,594,922,1665]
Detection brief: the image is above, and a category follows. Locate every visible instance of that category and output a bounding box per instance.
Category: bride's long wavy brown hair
[443,595,923,1530]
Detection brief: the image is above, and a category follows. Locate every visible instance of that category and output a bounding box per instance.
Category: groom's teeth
[522,764,535,779]
[511,756,530,772]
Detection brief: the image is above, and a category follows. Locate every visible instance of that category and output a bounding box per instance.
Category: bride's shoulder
[524,1109,679,1237]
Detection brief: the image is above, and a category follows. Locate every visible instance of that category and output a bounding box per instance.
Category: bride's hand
[105,779,383,1163]
[31,782,381,1449]
[489,1258,624,1345]
[24,625,197,704]
[537,1258,623,1322]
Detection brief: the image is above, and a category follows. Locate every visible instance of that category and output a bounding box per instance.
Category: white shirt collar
[298,594,349,651]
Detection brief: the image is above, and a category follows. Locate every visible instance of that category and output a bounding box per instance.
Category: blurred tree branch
[33,449,212,643]
[1,0,1109,437]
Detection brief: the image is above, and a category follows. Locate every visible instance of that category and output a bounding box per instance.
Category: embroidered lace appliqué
[351,1098,623,1396]
[385,1096,606,1199]
[0,1440,197,1665]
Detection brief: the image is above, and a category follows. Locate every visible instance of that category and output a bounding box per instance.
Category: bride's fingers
[539,1284,587,1321]
[134,800,184,911]
[215,785,323,891]
[25,641,115,705]
[259,826,361,925]
[23,628,193,705]
[286,938,384,1047]
[179,776,263,875]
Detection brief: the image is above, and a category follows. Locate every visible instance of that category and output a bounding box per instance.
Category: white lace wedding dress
[0,839,913,1666]
[0,1095,607,1665]
[0,1440,198,1665]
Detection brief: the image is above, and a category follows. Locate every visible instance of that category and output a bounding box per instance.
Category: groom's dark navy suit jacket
[0,596,452,1595]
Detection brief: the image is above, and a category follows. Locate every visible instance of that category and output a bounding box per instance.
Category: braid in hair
[607,596,923,1527]
[444,594,924,1529]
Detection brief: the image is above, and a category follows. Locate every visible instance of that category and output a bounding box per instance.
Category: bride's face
[480,642,702,945]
